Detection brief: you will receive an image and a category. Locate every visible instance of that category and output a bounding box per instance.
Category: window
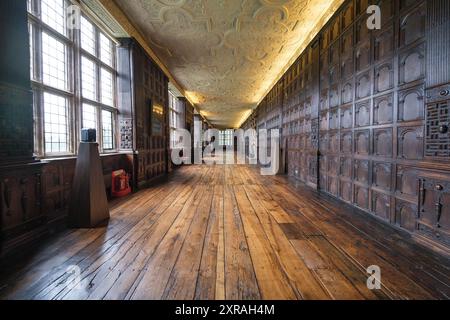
[219,130,234,146]
[41,0,66,35]
[42,32,67,90]
[169,91,184,148]
[78,14,117,151]
[28,0,118,156]
[29,23,34,79]
[102,110,114,150]
[43,92,69,153]
[81,56,97,100]
[82,104,97,131]
[80,16,95,55]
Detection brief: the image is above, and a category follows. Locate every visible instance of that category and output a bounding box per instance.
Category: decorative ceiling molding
[114,0,344,128]
[80,0,128,37]
[96,0,198,110]
[252,0,345,105]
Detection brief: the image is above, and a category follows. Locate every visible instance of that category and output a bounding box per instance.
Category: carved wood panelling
[319,133,329,153]
[396,200,418,232]
[328,156,339,176]
[398,86,424,122]
[250,0,450,250]
[328,176,339,196]
[354,185,369,209]
[375,61,394,93]
[340,106,353,129]
[372,191,391,221]
[308,155,319,184]
[320,112,328,131]
[341,131,353,154]
[399,44,426,85]
[356,42,370,72]
[355,100,370,127]
[355,16,369,45]
[374,128,393,157]
[330,132,340,154]
[340,157,352,178]
[399,4,426,48]
[374,25,394,62]
[355,0,370,17]
[341,30,353,60]
[320,89,329,110]
[355,130,370,155]
[354,159,369,184]
[373,94,393,125]
[425,89,450,158]
[341,1,354,30]
[356,72,371,99]
[398,126,424,160]
[330,85,340,107]
[378,0,395,25]
[341,81,353,104]
[329,109,339,130]
[373,162,392,191]
[426,0,450,87]
[330,17,340,42]
[396,166,419,197]
[340,180,353,202]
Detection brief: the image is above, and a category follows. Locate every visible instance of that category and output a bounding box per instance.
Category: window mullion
[95,28,104,152]
[98,106,103,153]
[35,17,45,156]
[35,0,41,19]
[96,28,101,104]
[36,23,43,84]
[70,8,80,155]
[33,86,44,158]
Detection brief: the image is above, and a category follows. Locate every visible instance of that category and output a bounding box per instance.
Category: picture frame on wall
[150,99,164,136]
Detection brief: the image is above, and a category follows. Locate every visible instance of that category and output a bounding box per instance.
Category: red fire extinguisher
[111,169,131,197]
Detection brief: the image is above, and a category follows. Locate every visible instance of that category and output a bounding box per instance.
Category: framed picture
[151,101,164,136]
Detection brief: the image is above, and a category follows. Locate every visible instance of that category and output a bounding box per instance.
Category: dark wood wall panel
[426,0,450,88]
[118,38,170,189]
[242,0,450,252]
[1,153,131,258]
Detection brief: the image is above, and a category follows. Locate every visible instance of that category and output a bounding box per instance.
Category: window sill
[36,151,134,162]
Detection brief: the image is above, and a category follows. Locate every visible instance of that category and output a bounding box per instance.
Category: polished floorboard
[0,164,449,300]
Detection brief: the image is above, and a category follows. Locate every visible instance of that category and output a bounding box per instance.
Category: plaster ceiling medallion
[115,0,344,128]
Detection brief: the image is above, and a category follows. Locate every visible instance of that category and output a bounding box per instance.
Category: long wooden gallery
[0,0,449,300]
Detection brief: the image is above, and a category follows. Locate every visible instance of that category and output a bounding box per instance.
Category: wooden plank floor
[0,164,449,300]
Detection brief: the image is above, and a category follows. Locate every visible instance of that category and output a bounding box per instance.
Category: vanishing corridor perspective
[1,165,449,300]
[0,0,449,301]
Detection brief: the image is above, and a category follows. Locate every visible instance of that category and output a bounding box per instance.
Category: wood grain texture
[241,0,450,253]
[0,164,449,300]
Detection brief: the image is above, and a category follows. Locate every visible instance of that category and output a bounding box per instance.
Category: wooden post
[69,142,110,228]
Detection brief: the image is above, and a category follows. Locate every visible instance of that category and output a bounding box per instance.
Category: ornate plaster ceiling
[115,0,344,128]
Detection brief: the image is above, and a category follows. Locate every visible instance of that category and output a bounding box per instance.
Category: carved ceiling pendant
[115,0,344,128]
